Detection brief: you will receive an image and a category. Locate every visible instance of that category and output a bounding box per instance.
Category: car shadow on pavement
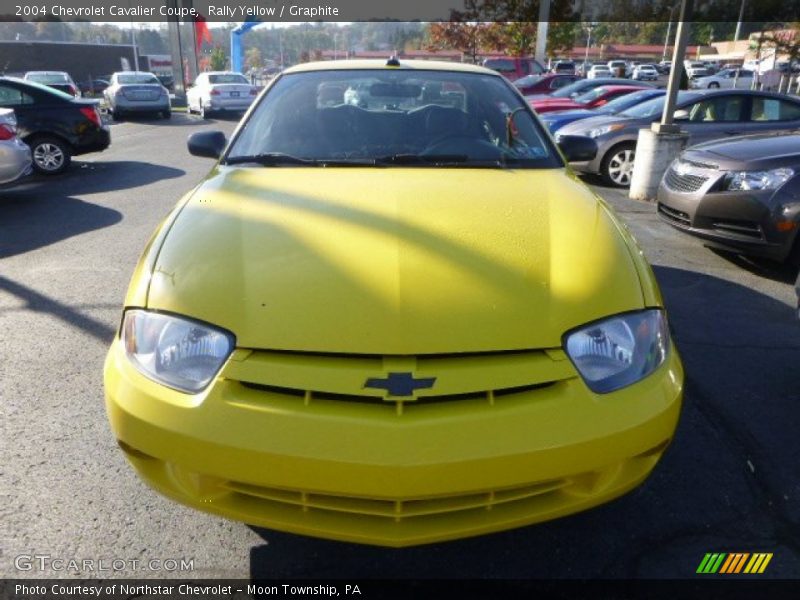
[10,160,185,196]
[706,248,798,285]
[0,193,122,259]
[245,266,800,579]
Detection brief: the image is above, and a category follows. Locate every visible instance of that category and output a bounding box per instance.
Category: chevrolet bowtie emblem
[364,372,437,397]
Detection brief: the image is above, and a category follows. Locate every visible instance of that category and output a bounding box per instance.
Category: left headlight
[723,167,794,191]
[121,310,235,393]
[564,309,669,394]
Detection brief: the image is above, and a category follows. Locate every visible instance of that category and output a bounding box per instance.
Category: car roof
[595,85,649,92]
[25,70,69,75]
[283,59,500,77]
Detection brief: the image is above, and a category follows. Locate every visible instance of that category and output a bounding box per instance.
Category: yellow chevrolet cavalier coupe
[104,60,683,546]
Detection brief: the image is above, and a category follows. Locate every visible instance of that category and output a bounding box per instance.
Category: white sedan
[632,65,659,81]
[587,65,613,79]
[187,71,259,119]
[691,68,755,89]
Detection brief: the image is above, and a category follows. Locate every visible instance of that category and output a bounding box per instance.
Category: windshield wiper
[225,152,315,166]
[374,153,470,165]
[225,153,376,167]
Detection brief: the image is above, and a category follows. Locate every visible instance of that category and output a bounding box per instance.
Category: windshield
[551,80,596,98]
[117,73,160,85]
[514,75,543,88]
[209,74,249,84]
[227,69,559,168]
[600,90,662,113]
[26,72,70,84]
[574,86,611,104]
[618,92,699,119]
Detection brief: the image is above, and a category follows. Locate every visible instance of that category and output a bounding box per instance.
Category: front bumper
[105,339,683,547]
[657,181,795,261]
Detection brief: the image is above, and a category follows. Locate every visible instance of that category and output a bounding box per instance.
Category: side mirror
[674,109,690,121]
[187,131,227,159]
[557,134,598,162]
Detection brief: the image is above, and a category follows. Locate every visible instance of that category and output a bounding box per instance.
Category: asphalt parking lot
[2,113,799,579]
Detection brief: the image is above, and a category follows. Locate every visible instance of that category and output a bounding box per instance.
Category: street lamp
[583,22,596,73]
[662,3,679,63]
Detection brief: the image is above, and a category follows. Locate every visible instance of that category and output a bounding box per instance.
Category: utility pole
[734,0,746,42]
[535,0,550,65]
[629,0,694,201]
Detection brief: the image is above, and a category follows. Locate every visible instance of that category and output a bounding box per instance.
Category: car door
[743,95,800,135]
[679,94,748,145]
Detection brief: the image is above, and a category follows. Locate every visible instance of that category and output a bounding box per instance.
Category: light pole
[583,23,596,73]
[662,4,678,63]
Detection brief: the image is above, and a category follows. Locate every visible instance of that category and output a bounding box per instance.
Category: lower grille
[663,168,708,193]
[658,203,691,226]
[223,478,569,521]
[711,219,763,239]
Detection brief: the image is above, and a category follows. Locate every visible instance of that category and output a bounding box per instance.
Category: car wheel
[200,103,208,119]
[162,109,172,119]
[600,143,636,188]
[29,136,72,175]
[110,109,122,121]
[708,82,720,88]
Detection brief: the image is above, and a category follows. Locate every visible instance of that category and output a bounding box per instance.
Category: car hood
[557,114,634,136]
[145,167,645,353]
[682,132,800,170]
[541,108,596,120]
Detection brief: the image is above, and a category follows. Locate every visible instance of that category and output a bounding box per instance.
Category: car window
[485,59,516,74]
[228,69,559,168]
[117,74,160,85]
[750,97,800,121]
[0,85,35,106]
[688,96,744,122]
[574,86,609,104]
[208,74,249,84]
[28,73,70,84]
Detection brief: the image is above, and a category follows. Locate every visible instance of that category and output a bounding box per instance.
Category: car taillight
[210,89,221,96]
[69,84,78,96]
[79,106,101,127]
[0,124,15,140]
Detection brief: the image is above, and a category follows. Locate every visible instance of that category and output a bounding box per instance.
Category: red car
[513,73,582,96]
[530,85,649,114]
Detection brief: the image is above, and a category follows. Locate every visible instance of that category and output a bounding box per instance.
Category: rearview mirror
[187,131,227,159]
[557,135,598,162]
[674,109,690,121]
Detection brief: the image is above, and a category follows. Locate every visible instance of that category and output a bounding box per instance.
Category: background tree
[245,47,264,71]
[209,45,227,71]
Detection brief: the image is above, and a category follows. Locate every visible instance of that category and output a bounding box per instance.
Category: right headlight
[586,123,626,138]
[121,309,235,394]
[564,309,669,394]
[723,167,794,191]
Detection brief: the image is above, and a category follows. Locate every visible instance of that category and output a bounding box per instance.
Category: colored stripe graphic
[699,552,773,575]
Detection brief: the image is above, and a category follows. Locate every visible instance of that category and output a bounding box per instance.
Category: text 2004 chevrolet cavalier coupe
[104,59,683,547]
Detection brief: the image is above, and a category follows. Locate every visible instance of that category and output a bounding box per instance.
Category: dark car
[23,71,80,97]
[513,73,581,95]
[0,77,110,174]
[657,131,800,263]
[78,79,110,97]
[551,60,577,75]
[525,77,655,101]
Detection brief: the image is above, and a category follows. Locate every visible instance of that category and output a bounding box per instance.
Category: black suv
[0,77,110,174]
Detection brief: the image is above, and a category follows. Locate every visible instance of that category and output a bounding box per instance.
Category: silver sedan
[557,90,800,187]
